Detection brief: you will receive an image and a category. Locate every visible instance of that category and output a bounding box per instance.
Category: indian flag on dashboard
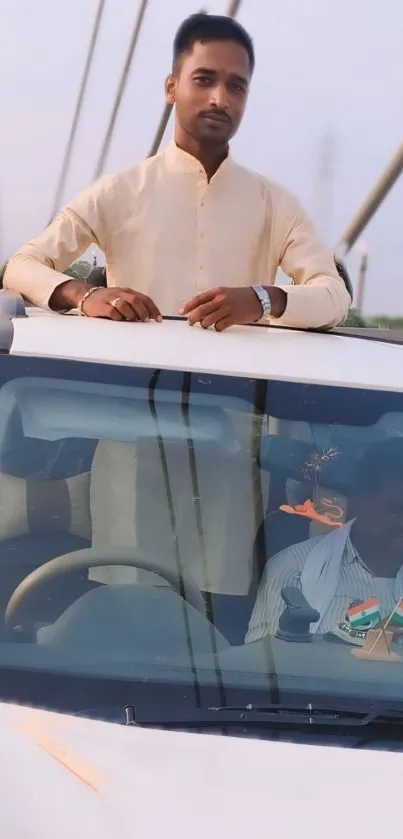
[390,598,403,626]
[346,598,380,628]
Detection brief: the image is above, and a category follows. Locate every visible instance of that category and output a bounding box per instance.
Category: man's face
[354,477,403,558]
[166,39,251,146]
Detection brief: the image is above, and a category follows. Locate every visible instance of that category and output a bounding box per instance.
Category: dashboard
[1,582,403,706]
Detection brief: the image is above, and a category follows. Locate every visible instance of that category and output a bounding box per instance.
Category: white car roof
[5,305,403,392]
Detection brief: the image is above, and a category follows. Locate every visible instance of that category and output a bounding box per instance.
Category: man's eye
[194,77,211,85]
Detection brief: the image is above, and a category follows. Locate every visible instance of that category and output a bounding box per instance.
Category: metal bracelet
[77,286,101,316]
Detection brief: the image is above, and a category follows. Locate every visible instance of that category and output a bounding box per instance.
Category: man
[246,439,403,641]
[4,14,350,330]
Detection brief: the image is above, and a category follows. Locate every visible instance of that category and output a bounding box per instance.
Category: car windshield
[2,353,403,728]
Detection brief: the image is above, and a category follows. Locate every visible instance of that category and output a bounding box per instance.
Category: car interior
[0,373,399,666]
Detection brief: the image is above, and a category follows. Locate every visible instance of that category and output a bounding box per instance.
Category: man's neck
[173,133,229,181]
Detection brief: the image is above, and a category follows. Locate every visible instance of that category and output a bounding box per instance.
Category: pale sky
[1,0,402,315]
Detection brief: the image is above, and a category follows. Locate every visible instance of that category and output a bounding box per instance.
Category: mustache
[199,109,232,123]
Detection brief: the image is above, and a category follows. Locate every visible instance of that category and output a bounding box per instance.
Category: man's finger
[180,289,218,315]
[200,307,230,329]
[214,316,234,332]
[142,295,162,322]
[131,300,150,322]
[188,300,223,326]
[106,303,125,321]
[120,290,162,322]
[109,298,137,321]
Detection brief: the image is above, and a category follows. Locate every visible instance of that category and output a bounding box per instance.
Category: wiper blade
[75,703,403,731]
[209,703,403,727]
[134,703,403,729]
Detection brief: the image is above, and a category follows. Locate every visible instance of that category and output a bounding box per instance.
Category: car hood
[0,700,401,838]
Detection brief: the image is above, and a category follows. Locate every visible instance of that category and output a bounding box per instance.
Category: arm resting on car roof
[266,190,351,330]
[3,178,109,310]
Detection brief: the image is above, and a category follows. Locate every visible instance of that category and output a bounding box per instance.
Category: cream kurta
[4,142,350,328]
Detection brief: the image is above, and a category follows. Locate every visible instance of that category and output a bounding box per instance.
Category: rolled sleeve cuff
[271,280,351,330]
[4,256,72,310]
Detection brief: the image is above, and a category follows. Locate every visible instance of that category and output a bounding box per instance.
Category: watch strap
[251,285,271,320]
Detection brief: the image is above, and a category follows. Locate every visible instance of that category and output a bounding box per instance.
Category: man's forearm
[49,279,87,311]
[4,195,103,309]
[4,246,89,311]
[265,286,287,319]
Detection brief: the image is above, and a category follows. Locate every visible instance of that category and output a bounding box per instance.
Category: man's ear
[165,73,176,105]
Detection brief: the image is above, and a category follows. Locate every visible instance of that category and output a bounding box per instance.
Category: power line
[93,0,150,180]
[47,0,106,224]
[147,0,244,158]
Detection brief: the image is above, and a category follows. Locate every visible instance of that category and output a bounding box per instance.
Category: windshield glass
[2,354,403,723]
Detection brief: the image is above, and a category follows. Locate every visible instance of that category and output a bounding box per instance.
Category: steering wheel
[5,547,206,631]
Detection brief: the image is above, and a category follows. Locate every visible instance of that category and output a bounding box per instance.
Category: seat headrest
[11,377,239,452]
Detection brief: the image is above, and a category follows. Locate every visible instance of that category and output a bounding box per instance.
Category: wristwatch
[251,284,272,321]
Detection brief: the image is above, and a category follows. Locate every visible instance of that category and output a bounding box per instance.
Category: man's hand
[50,279,161,321]
[180,287,263,331]
[81,286,162,322]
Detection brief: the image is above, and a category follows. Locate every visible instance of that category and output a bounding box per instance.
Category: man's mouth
[200,112,231,125]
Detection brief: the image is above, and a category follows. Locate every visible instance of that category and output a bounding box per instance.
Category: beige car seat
[89,435,267,596]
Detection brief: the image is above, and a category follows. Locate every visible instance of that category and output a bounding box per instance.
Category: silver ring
[110,297,124,311]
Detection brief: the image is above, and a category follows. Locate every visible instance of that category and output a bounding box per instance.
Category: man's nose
[209,84,229,110]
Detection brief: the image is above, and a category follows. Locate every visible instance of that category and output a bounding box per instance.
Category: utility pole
[335,139,403,312]
[313,130,336,244]
[225,0,243,14]
[356,242,368,315]
[337,140,403,256]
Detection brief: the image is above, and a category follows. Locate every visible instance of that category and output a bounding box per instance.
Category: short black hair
[354,439,403,495]
[173,13,255,74]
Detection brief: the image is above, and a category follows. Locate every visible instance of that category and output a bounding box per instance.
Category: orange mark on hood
[13,717,102,793]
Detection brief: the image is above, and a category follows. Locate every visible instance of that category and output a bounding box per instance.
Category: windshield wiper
[72,702,403,732]
[128,703,403,730]
[209,704,403,728]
